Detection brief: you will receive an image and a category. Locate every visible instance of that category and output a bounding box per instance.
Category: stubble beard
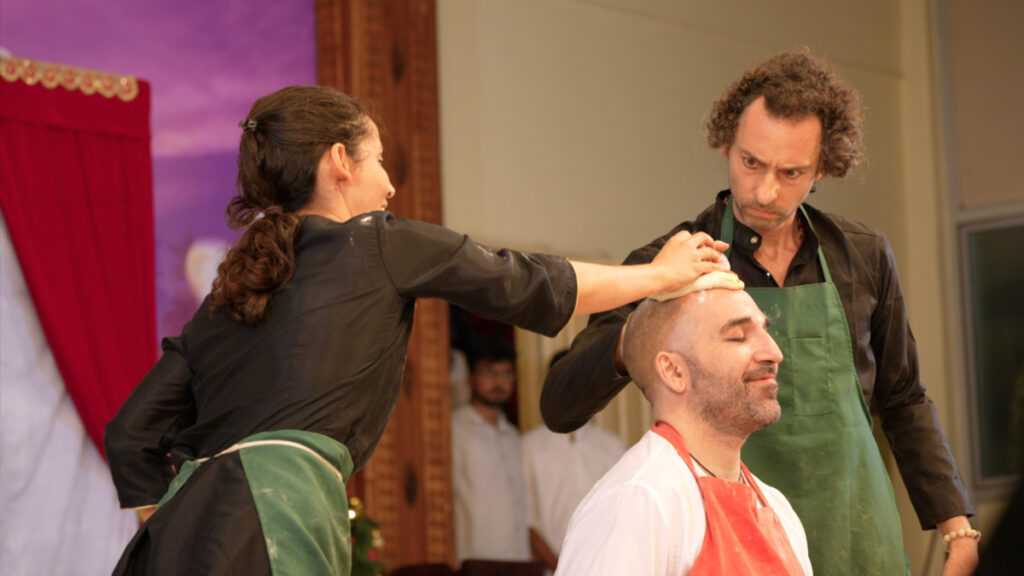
[689,361,781,437]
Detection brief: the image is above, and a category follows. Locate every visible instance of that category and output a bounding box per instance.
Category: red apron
[651,422,806,575]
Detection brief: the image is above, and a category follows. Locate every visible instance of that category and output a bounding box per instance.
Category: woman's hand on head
[650,230,730,291]
[568,230,730,316]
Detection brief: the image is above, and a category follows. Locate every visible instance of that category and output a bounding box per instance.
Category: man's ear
[654,351,689,396]
[720,145,730,158]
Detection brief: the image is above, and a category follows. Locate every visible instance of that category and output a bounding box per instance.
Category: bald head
[623,287,777,408]
[628,270,747,394]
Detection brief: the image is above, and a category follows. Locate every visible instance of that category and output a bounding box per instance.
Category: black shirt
[106,212,577,508]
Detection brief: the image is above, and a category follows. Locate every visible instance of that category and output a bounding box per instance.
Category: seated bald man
[556,272,812,576]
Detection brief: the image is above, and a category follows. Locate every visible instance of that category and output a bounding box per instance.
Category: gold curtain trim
[0,55,139,102]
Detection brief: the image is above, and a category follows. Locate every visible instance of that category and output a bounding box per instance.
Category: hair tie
[239,118,258,132]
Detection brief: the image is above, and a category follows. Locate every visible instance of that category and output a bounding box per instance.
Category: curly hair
[210,85,372,325]
[705,47,863,178]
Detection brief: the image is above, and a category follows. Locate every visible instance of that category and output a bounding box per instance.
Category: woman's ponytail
[210,206,301,325]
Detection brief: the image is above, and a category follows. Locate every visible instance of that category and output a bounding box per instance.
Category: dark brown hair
[705,47,863,178]
[210,85,371,325]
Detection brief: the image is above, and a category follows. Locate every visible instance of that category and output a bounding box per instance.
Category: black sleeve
[378,216,577,338]
[104,327,196,509]
[871,237,974,528]
[540,230,676,432]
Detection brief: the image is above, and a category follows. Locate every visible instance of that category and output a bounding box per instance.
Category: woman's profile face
[345,121,396,215]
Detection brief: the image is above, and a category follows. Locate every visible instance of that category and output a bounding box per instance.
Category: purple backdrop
[1,0,316,339]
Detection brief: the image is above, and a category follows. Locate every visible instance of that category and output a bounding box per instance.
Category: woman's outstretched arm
[570,230,728,316]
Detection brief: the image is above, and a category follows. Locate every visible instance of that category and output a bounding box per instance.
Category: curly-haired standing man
[542,48,978,575]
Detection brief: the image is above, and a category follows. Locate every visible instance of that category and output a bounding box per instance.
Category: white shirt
[450,404,530,562]
[521,423,626,555]
[556,430,812,576]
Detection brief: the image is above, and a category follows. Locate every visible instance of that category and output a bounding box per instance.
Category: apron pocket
[785,336,833,416]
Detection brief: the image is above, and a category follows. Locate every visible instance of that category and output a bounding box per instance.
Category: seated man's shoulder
[587,432,693,499]
[558,433,705,575]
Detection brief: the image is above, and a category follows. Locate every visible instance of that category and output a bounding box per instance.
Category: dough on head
[650,270,745,302]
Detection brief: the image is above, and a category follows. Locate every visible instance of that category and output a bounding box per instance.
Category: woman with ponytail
[105,85,729,575]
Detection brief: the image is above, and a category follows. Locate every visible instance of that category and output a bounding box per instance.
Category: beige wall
[438,0,906,259]
[437,1,1017,572]
[944,1,1024,210]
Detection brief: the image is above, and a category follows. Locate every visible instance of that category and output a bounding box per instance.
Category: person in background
[542,47,977,575]
[451,342,529,563]
[521,350,626,573]
[104,84,730,575]
[557,272,811,575]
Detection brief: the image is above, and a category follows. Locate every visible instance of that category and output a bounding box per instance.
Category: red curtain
[0,61,156,456]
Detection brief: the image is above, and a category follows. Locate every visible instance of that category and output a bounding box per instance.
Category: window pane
[965,221,1024,479]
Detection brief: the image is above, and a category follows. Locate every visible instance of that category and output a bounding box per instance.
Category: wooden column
[317,0,453,569]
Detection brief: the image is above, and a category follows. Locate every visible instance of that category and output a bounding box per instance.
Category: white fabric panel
[0,212,137,575]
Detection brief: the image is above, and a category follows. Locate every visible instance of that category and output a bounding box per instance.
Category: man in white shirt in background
[451,342,530,563]
[557,272,812,575]
[521,350,626,573]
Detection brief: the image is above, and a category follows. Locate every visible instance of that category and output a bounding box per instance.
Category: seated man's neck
[662,413,745,483]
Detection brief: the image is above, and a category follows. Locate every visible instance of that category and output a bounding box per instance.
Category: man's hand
[937,516,979,576]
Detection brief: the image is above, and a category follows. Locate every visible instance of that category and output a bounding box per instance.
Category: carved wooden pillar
[316,0,453,569]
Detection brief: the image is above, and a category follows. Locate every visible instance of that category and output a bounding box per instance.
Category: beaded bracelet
[942,528,981,551]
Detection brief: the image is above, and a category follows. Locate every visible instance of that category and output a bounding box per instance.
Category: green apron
[721,201,907,575]
[161,429,354,576]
